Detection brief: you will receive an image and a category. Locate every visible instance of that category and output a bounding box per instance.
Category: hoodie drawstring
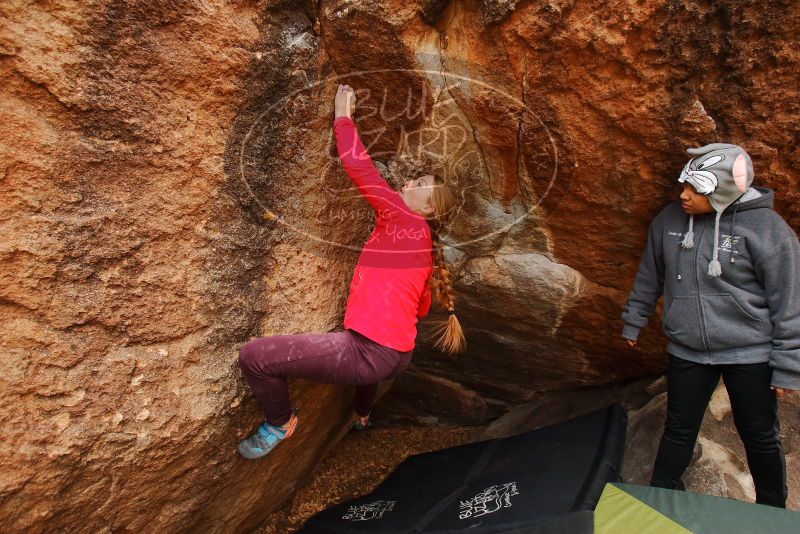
[675,189,757,282]
[681,215,695,249]
[708,211,723,277]
[729,203,740,264]
[676,214,694,281]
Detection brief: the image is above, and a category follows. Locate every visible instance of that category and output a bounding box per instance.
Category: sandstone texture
[1,0,798,532]
[392,0,800,419]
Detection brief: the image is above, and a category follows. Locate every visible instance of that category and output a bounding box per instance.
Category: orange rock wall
[1,0,798,531]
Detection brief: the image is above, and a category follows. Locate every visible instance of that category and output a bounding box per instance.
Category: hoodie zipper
[693,214,711,358]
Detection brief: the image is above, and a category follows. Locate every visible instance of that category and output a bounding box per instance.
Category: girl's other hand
[335,84,355,118]
[626,338,637,347]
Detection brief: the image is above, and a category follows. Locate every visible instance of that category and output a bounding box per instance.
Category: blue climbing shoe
[237,413,298,460]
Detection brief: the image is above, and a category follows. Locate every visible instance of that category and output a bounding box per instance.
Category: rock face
[1,0,798,532]
[1,1,364,532]
[388,0,800,419]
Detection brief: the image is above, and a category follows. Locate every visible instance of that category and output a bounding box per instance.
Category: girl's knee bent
[238,339,263,375]
[238,337,288,376]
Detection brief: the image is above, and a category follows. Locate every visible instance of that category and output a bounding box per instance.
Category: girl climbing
[236,84,466,459]
[621,143,799,507]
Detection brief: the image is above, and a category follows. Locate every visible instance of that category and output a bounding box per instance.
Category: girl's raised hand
[335,84,355,119]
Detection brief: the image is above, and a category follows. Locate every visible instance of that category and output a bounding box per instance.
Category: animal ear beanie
[677,143,754,277]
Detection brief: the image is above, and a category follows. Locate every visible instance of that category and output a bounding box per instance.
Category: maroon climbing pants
[237,328,413,426]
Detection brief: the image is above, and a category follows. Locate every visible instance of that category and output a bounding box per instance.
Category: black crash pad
[300,404,627,533]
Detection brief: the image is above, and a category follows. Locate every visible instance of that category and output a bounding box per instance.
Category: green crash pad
[595,483,799,534]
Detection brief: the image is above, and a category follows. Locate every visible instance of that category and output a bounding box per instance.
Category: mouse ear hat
[677,143,754,277]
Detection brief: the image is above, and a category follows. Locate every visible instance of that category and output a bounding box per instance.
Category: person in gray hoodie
[621,143,799,508]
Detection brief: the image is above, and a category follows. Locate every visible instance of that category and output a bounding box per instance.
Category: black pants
[650,354,787,507]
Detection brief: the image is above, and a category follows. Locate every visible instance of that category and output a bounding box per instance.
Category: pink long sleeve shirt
[333,116,433,352]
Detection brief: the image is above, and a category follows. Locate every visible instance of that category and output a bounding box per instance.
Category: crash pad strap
[411,439,501,532]
[571,404,624,511]
[465,438,500,484]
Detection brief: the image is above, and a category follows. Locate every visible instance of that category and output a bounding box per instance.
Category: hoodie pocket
[701,294,770,350]
[662,296,705,350]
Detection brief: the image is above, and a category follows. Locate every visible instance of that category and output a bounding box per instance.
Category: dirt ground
[255,424,476,533]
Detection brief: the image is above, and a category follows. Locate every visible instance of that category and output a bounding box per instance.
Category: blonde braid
[430,230,454,311]
[427,225,465,354]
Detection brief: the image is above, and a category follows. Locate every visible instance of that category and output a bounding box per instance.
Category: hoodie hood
[726,185,773,212]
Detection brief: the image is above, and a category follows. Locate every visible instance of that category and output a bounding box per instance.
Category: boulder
[1,0,798,531]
